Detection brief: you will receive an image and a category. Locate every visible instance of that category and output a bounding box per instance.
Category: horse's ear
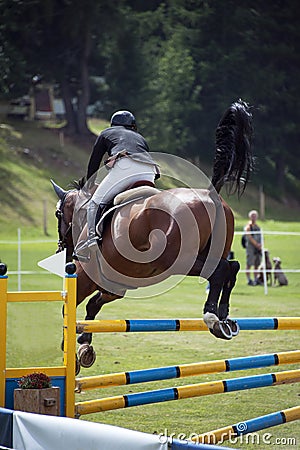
[50,179,67,199]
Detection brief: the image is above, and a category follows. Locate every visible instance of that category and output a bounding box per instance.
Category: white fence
[235,230,300,294]
[0,229,57,290]
[1,229,299,294]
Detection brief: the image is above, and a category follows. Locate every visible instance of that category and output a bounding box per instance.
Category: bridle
[55,192,73,254]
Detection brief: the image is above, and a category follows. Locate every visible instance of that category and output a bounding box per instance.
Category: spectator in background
[245,210,262,286]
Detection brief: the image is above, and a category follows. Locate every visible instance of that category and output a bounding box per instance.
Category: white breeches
[91,157,156,205]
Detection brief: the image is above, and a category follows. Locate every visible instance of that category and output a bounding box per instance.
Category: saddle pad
[113,186,160,205]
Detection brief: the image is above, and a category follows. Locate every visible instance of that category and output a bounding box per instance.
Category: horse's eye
[55,210,62,219]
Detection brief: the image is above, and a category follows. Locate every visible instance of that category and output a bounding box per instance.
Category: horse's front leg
[77,291,122,369]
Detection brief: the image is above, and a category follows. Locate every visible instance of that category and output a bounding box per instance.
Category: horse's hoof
[203,312,219,329]
[226,319,240,337]
[78,343,96,368]
[75,355,81,376]
[210,321,232,340]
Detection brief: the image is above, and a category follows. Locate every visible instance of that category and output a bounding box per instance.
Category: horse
[52,100,254,372]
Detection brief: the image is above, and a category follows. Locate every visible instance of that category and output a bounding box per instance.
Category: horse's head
[51,179,79,262]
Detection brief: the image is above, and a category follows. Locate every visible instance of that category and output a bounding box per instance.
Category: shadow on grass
[0,165,36,224]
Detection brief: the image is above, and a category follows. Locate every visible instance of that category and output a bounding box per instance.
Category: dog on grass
[273,257,288,286]
[256,249,272,285]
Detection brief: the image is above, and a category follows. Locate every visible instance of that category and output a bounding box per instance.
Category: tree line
[1,0,299,199]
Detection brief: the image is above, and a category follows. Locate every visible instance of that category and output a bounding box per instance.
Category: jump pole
[76,317,300,334]
[75,368,300,416]
[75,350,300,392]
[193,405,300,445]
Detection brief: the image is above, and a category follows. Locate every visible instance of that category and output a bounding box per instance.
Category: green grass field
[2,221,300,449]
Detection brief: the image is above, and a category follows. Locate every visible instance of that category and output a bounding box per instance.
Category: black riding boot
[86,200,99,249]
[73,201,104,262]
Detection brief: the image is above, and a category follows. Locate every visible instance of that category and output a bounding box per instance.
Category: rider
[85,110,159,250]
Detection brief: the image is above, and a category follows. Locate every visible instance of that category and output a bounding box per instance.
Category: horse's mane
[211,99,254,196]
[68,177,86,190]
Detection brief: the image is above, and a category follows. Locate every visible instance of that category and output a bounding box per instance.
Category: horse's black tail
[211,99,254,195]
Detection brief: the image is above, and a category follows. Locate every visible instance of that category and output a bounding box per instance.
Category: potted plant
[14,372,60,416]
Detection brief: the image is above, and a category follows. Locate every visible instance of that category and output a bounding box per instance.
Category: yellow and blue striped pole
[76,317,300,334]
[194,405,300,444]
[76,350,300,392]
[75,368,300,416]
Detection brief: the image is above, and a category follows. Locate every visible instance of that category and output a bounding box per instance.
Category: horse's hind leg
[203,259,232,339]
[77,291,122,369]
[218,260,240,336]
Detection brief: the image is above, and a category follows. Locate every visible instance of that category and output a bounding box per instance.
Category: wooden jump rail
[75,350,300,392]
[76,317,300,334]
[75,368,300,416]
[194,405,300,445]
[75,317,300,420]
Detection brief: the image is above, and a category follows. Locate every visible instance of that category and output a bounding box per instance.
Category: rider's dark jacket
[87,125,158,180]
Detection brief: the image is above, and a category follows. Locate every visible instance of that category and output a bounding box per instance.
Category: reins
[55,192,73,253]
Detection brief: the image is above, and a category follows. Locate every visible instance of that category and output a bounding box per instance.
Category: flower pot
[14,387,60,416]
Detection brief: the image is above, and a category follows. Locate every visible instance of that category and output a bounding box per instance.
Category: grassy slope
[1,117,300,449]
[0,118,106,239]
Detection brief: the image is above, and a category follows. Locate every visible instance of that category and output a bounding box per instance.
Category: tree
[0,0,122,136]
[242,0,300,197]
[123,2,203,157]
[1,0,299,201]
[148,0,300,197]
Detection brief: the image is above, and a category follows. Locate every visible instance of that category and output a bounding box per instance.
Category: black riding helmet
[110,110,137,130]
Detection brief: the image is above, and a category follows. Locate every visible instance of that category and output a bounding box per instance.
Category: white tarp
[13,411,168,450]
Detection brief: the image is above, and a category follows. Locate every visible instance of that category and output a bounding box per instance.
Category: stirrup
[73,240,93,262]
[87,236,100,248]
[73,253,91,263]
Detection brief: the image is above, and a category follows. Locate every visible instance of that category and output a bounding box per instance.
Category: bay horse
[52,100,253,371]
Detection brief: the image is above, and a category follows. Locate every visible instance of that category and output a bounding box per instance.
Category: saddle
[95,184,160,237]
